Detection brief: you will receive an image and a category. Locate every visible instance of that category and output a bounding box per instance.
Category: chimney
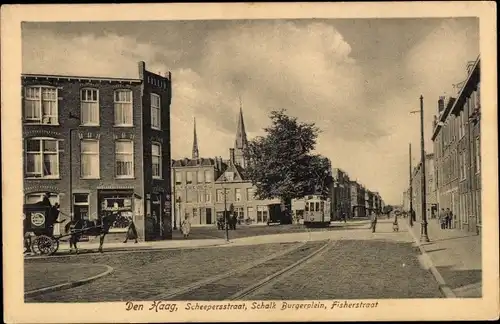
[138,61,146,80]
[438,97,445,113]
[229,148,235,165]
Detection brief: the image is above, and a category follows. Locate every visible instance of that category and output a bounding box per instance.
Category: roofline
[21,73,142,83]
[431,55,480,140]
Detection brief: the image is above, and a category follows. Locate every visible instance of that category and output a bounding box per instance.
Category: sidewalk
[403,218,482,297]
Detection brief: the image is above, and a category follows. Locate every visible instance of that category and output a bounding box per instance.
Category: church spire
[192,117,199,159]
[235,96,248,150]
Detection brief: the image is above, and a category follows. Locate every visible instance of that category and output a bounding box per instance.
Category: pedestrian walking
[438,208,445,229]
[446,208,453,229]
[181,215,191,239]
[392,214,399,232]
[123,219,139,243]
[370,211,378,233]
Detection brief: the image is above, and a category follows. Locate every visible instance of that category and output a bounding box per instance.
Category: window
[205,190,211,203]
[216,189,223,202]
[152,143,162,179]
[193,208,198,219]
[224,188,231,201]
[235,207,244,220]
[459,152,466,181]
[224,171,234,181]
[185,190,193,203]
[81,89,99,125]
[198,191,204,203]
[246,188,254,201]
[24,86,58,124]
[81,140,99,178]
[197,171,204,183]
[257,206,268,223]
[151,93,161,130]
[73,193,90,220]
[25,138,59,178]
[114,90,133,126]
[175,171,182,185]
[115,140,134,178]
[235,188,242,202]
[204,170,213,183]
[25,192,59,205]
[459,111,465,139]
[247,207,254,219]
[475,137,481,173]
[186,172,193,184]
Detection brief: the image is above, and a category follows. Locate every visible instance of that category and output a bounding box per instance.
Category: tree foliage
[243,109,332,207]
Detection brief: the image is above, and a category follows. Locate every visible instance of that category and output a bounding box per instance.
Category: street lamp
[68,112,80,220]
[408,143,413,227]
[220,174,229,242]
[175,197,181,230]
[410,95,430,242]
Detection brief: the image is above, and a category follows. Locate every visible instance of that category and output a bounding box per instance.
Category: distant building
[331,168,352,220]
[410,153,437,221]
[22,61,173,241]
[432,56,481,233]
[171,109,279,227]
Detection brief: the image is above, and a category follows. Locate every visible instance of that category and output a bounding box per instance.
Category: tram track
[156,240,333,301]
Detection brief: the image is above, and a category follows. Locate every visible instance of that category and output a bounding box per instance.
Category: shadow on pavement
[435,266,482,290]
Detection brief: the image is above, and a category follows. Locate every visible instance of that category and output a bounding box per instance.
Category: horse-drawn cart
[23,204,61,255]
[23,203,108,256]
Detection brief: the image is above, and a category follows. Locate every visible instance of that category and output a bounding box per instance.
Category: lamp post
[68,112,80,220]
[220,174,229,242]
[408,143,413,227]
[410,95,429,242]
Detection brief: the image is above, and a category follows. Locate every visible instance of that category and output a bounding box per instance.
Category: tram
[292,195,331,228]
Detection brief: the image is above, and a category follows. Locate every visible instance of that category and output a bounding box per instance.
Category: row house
[431,56,481,233]
[330,168,352,220]
[22,61,173,241]
[349,181,367,217]
[410,153,438,221]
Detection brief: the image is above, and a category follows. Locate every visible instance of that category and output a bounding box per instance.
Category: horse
[64,212,117,254]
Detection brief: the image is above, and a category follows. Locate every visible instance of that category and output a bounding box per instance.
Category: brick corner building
[22,61,173,241]
[431,56,481,233]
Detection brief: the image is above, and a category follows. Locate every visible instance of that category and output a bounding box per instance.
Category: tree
[243,109,331,210]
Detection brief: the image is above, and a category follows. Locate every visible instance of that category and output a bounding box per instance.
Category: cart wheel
[35,235,58,255]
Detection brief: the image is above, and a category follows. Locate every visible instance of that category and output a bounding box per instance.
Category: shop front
[98,190,136,237]
[145,190,172,240]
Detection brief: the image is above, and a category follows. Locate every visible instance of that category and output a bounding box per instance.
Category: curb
[403,221,457,298]
[25,264,114,298]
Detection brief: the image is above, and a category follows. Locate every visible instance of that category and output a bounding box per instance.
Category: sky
[22,18,479,205]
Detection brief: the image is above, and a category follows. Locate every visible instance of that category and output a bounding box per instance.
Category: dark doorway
[206,208,212,224]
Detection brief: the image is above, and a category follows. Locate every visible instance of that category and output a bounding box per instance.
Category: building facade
[22,61,172,241]
[171,109,280,227]
[331,168,352,220]
[410,153,437,222]
[432,56,481,233]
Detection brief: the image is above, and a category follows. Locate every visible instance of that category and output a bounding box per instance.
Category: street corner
[24,262,113,298]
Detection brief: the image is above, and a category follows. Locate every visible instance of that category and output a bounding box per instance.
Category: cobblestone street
[26,220,444,302]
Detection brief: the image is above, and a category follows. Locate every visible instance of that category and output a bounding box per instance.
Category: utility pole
[409,143,413,227]
[419,95,429,242]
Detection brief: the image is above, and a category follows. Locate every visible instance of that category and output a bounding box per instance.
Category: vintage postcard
[1,2,498,323]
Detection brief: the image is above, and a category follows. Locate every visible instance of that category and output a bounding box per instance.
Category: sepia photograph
[2,2,498,323]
